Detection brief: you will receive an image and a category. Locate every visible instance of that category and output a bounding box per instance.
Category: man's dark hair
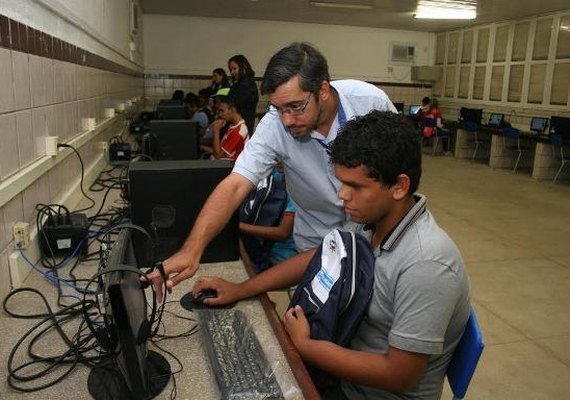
[261,42,330,95]
[228,55,255,81]
[172,89,185,101]
[218,94,238,110]
[330,111,422,194]
[183,92,199,107]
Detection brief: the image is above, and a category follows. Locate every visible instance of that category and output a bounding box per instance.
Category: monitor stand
[88,351,171,400]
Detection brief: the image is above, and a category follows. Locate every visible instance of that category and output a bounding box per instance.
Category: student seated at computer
[184,93,210,137]
[192,110,471,400]
[171,89,184,102]
[239,165,298,272]
[201,95,248,160]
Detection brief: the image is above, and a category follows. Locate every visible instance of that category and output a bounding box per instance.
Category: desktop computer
[128,160,239,267]
[144,120,200,161]
[155,104,187,120]
[529,117,549,134]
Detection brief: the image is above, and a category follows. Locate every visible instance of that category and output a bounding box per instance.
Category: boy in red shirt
[202,96,249,160]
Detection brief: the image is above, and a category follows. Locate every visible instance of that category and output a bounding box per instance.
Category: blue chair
[447,308,484,400]
[463,121,487,161]
[503,127,530,173]
[550,134,570,184]
[422,117,452,155]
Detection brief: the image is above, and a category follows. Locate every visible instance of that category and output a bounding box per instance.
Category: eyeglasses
[266,93,312,116]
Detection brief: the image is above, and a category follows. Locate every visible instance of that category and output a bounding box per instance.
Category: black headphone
[84,223,161,352]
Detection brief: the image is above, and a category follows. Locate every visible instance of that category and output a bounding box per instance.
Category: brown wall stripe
[0,14,143,78]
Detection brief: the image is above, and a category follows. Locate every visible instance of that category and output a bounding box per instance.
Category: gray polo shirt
[342,194,471,400]
[233,79,396,251]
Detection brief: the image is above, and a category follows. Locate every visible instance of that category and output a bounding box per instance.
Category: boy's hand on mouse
[192,276,241,306]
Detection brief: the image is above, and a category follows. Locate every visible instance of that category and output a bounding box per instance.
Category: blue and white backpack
[289,229,375,390]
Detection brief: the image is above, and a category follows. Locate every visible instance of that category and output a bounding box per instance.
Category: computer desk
[454,124,559,179]
[0,249,320,400]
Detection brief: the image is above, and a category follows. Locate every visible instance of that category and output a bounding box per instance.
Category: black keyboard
[200,309,284,399]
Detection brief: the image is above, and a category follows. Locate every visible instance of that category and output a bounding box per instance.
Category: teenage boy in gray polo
[193,110,471,399]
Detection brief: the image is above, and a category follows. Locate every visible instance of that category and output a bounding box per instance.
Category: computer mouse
[193,289,218,304]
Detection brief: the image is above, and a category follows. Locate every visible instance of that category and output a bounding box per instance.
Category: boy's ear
[391,174,410,200]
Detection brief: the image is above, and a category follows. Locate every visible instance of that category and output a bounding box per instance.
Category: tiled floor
[269,154,570,399]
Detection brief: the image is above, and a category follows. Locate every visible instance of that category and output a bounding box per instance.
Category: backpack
[239,173,288,271]
[288,229,375,391]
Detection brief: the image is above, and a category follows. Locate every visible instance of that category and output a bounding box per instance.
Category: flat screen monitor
[408,105,421,116]
[487,113,504,127]
[87,228,170,400]
[460,107,483,126]
[128,160,240,267]
[549,116,570,139]
[145,120,200,161]
[530,117,549,133]
[155,104,187,120]
[393,102,405,113]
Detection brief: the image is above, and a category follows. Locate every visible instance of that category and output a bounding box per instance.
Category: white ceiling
[139,0,570,32]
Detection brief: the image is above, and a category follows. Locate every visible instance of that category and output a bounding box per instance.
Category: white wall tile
[0,250,12,303]
[54,60,65,103]
[54,103,65,140]
[0,208,7,252]
[63,62,75,102]
[0,48,15,113]
[2,194,24,249]
[29,55,44,107]
[0,113,19,180]
[22,174,50,223]
[11,50,31,111]
[42,57,55,106]
[32,107,48,157]
[15,110,35,168]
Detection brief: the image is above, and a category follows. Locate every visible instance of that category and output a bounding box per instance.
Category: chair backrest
[550,134,565,160]
[550,133,563,147]
[447,308,484,399]
[421,117,438,128]
[503,127,520,139]
[462,121,478,132]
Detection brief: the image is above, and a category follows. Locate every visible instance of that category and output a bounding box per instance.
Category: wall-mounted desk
[453,125,565,181]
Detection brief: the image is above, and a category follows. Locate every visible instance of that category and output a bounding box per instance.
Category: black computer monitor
[88,229,170,400]
[155,104,187,120]
[128,160,240,267]
[158,99,182,106]
[408,104,421,116]
[145,120,200,160]
[460,107,483,126]
[487,113,504,127]
[550,116,570,139]
[530,117,549,133]
[393,102,405,114]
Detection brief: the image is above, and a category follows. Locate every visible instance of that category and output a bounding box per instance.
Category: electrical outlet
[13,222,30,249]
[100,141,109,152]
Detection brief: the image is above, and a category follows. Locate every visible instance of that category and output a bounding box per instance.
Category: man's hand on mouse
[192,276,242,306]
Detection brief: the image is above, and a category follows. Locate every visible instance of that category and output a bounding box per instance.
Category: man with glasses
[148,42,396,295]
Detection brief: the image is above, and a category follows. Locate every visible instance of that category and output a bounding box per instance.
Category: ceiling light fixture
[414,0,477,20]
[310,1,373,10]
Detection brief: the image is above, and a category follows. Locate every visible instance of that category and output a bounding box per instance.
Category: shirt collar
[364,194,427,251]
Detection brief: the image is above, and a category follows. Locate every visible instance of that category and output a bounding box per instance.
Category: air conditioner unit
[411,66,442,82]
[391,44,415,63]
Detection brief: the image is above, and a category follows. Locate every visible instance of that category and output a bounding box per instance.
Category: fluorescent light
[414,0,477,20]
[310,1,373,10]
